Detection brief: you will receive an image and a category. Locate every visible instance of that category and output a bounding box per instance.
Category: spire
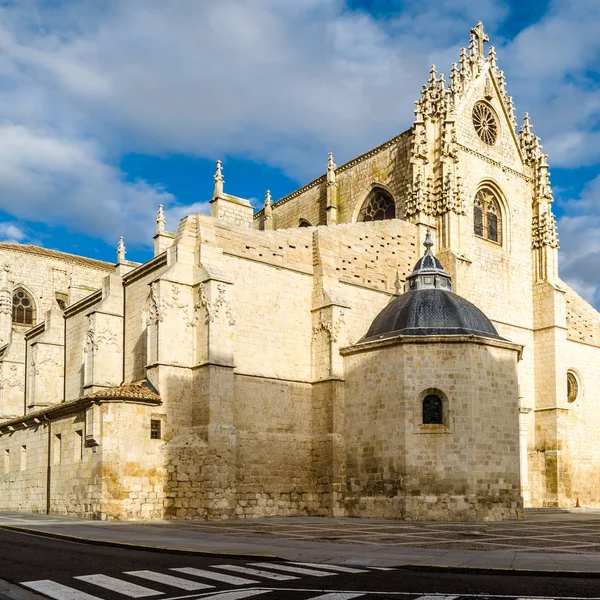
[156,204,166,234]
[264,189,272,208]
[213,160,224,198]
[117,236,126,264]
[405,229,453,292]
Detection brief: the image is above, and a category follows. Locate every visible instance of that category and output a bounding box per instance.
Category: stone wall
[0,398,164,519]
[342,337,523,521]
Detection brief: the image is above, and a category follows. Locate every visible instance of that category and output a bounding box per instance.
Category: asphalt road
[0,528,599,600]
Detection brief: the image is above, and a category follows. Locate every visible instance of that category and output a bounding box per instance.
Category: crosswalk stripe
[210,564,299,580]
[21,580,104,600]
[249,562,335,577]
[170,567,258,585]
[74,575,163,598]
[290,562,370,573]
[193,592,269,600]
[124,571,214,590]
[304,594,365,600]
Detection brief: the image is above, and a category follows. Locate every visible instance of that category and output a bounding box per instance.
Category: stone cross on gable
[470,21,489,56]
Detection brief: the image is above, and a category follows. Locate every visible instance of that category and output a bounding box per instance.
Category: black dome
[412,252,445,273]
[361,289,502,341]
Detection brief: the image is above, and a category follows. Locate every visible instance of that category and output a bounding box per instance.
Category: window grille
[150,419,162,440]
[423,394,443,425]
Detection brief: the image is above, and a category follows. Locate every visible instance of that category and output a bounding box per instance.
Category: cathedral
[0,23,594,521]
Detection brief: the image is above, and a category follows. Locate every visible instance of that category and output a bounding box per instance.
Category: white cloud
[0,0,599,290]
[0,222,27,243]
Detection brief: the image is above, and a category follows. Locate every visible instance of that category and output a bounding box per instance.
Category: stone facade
[0,22,597,520]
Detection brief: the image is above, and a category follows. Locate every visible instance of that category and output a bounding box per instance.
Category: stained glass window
[12,288,35,326]
[474,188,502,244]
[358,188,396,222]
[423,394,443,425]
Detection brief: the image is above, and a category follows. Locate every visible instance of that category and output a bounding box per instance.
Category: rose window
[472,102,499,145]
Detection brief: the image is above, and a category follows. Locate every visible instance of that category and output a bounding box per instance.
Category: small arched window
[423,394,443,425]
[358,188,396,222]
[567,371,579,403]
[12,288,35,326]
[474,188,502,244]
[298,218,312,227]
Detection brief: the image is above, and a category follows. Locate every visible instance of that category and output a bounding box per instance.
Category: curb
[400,563,600,578]
[0,525,279,561]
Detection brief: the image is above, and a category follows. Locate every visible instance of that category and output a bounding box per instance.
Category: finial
[428,65,437,86]
[156,204,166,234]
[424,229,433,253]
[117,236,126,264]
[327,151,336,172]
[488,45,497,69]
[213,160,224,198]
[264,189,272,208]
[326,151,337,186]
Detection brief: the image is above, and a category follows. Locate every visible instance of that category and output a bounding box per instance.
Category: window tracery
[474,188,502,244]
[358,188,396,222]
[12,288,35,326]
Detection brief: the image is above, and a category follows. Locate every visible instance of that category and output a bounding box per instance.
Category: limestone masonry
[0,23,592,520]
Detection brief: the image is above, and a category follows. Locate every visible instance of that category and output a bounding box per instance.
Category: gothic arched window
[423,394,443,425]
[12,288,35,326]
[298,218,313,227]
[474,188,502,244]
[358,188,396,222]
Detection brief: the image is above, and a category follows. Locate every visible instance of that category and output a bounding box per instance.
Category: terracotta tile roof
[0,243,114,271]
[0,380,160,429]
[86,380,160,402]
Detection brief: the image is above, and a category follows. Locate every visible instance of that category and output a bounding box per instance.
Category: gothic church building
[0,23,593,521]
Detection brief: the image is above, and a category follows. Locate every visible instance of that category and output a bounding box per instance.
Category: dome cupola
[361,230,501,342]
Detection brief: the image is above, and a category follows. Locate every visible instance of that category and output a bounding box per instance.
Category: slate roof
[361,288,502,341]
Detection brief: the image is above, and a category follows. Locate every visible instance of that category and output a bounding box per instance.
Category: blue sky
[1,0,600,304]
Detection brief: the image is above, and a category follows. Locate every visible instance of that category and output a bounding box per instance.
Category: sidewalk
[3,509,600,575]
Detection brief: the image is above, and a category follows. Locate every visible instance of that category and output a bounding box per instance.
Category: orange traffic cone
[576,497,581,508]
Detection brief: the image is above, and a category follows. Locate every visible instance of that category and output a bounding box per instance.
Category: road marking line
[290,562,369,573]
[191,592,269,600]
[304,594,366,600]
[125,571,214,591]
[21,580,104,600]
[249,563,335,577]
[369,567,395,571]
[170,568,258,586]
[74,574,163,598]
[210,565,298,580]
[412,596,459,600]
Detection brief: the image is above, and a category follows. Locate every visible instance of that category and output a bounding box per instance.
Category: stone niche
[341,335,523,521]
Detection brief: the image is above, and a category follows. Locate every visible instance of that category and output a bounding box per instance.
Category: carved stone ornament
[198,283,235,326]
[147,282,164,326]
[313,310,345,343]
[532,210,559,250]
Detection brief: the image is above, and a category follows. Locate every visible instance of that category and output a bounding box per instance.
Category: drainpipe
[43,414,51,514]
